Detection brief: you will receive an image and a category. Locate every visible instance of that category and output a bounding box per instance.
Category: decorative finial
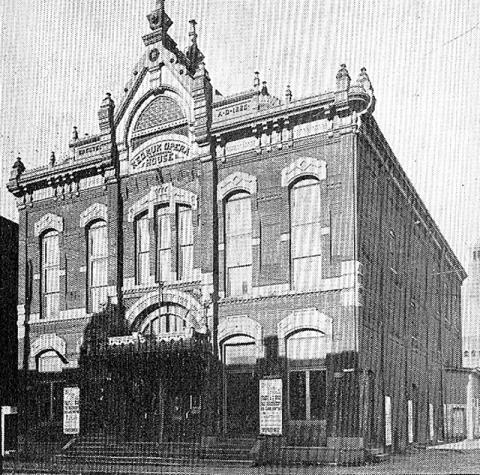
[101,92,114,108]
[285,85,292,104]
[357,67,373,93]
[261,81,269,96]
[72,126,78,141]
[186,19,205,71]
[12,156,25,180]
[49,151,56,167]
[336,63,351,90]
[254,72,260,91]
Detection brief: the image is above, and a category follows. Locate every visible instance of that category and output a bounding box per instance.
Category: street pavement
[5,449,480,475]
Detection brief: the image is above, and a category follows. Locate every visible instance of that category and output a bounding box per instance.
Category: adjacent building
[462,241,480,369]
[8,0,466,460]
[0,216,18,456]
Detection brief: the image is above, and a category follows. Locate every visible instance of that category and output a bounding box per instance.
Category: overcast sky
[1,0,479,266]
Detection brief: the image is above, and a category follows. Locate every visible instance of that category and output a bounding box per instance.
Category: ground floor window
[289,369,326,421]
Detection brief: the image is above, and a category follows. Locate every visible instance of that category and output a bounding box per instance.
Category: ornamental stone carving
[126,289,205,331]
[217,171,257,200]
[127,183,197,222]
[34,213,64,237]
[79,203,108,227]
[281,156,327,187]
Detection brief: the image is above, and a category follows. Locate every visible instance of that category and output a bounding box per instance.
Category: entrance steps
[55,435,256,467]
[365,447,390,463]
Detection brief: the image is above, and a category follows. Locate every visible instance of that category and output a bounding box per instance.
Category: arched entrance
[81,298,216,443]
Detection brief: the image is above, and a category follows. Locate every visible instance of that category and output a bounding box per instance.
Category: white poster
[429,403,434,441]
[259,379,282,436]
[63,387,80,435]
[385,396,392,446]
[407,399,413,444]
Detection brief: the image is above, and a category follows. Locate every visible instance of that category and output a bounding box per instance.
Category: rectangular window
[291,179,322,290]
[309,370,327,420]
[88,221,108,313]
[225,192,252,296]
[156,207,171,283]
[136,214,150,284]
[177,205,193,281]
[42,231,60,319]
[289,371,307,420]
[289,369,326,421]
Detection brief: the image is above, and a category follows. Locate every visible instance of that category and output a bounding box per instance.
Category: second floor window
[136,214,150,284]
[177,205,193,281]
[156,206,171,282]
[225,191,252,296]
[135,204,195,285]
[87,220,108,313]
[290,178,322,290]
[41,230,60,319]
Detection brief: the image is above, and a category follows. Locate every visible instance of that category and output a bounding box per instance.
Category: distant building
[8,0,466,462]
[462,242,480,368]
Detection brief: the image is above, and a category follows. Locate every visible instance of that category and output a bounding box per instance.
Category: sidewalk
[5,449,480,475]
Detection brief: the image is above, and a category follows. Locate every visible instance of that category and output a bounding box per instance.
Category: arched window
[287,330,327,421]
[472,350,477,357]
[290,178,322,290]
[37,350,65,373]
[225,192,252,296]
[41,230,60,319]
[135,213,150,284]
[223,335,256,366]
[464,350,470,358]
[87,220,108,313]
[139,308,187,340]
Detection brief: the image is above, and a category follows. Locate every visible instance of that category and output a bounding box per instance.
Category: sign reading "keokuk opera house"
[130,138,190,174]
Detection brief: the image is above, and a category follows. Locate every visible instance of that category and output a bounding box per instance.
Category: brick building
[8,0,465,459]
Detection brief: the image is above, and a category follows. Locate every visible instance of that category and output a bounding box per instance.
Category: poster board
[63,387,80,435]
[259,378,282,435]
[407,399,414,444]
[385,396,392,446]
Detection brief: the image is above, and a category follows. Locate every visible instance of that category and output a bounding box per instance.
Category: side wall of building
[357,125,463,451]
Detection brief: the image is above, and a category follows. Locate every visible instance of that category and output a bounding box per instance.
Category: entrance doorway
[223,335,258,435]
[225,372,258,435]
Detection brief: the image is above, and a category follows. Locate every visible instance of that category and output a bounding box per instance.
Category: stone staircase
[55,434,256,468]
